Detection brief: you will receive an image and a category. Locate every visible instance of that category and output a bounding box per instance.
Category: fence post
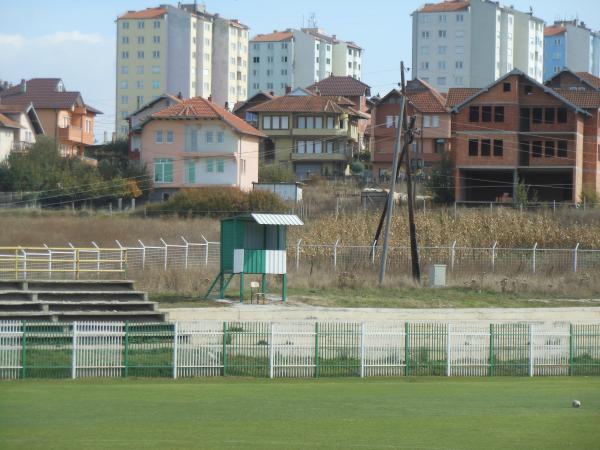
[573,243,580,273]
[314,322,319,378]
[160,238,168,271]
[491,241,497,273]
[269,322,274,379]
[71,322,78,379]
[138,240,146,269]
[201,235,209,267]
[371,242,376,266]
[75,249,80,280]
[569,323,574,376]
[92,242,100,272]
[20,321,26,379]
[360,322,365,378]
[450,241,456,272]
[454,202,457,218]
[489,324,494,377]
[181,237,189,270]
[173,321,178,379]
[446,323,452,377]
[532,242,538,273]
[296,239,302,270]
[21,248,27,280]
[553,200,556,213]
[115,240,124,271]
[43,244,52,279]
[333,239,340,271]
[222,322,228,377]
[404,322,409,376]
[529,324,534,377]
[123,321,129,378]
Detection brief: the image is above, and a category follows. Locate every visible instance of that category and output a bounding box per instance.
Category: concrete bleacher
[0,280,165,322]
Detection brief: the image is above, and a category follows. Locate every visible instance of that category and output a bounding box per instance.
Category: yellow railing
[0,247,128,280]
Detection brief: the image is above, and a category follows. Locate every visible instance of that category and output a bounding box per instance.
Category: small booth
[205,213,303,302]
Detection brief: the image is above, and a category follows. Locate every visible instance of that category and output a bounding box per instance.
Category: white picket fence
[1,321,598,379]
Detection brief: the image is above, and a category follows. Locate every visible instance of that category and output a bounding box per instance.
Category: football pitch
[1,378,599,450]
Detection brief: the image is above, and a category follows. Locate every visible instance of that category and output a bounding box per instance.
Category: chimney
[20,79,26,93]
[103,131,108,143]
[270,90,275,96]
[208,95,212,102]
[224,101,230,111]
[284,86,291,94]
[177,91,183,99]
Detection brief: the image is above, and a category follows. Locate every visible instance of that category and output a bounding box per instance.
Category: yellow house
[248,91,364,179]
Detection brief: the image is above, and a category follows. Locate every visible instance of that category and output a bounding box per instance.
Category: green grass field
[1,378,599,450]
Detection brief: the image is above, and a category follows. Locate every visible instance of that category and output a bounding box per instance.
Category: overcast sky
[1,0,599,142]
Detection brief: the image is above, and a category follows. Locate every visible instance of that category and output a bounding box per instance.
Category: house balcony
[11,141,33,153]
[291,128,350,138]
[58,125,94,145]
[291,151,348,162]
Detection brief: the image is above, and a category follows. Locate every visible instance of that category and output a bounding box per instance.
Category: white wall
[565,25,592,73]
[0,129,14,161]
[293,30,318,88]
[248,39,294,96]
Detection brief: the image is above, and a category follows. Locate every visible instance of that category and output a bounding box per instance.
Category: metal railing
[1,321,598,380]
[0,247,128,280]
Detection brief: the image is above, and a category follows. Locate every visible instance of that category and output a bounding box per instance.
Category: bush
[350,162,364,175]
[425,154,454,204]
[145,187,288,217]
[259,164,295,183]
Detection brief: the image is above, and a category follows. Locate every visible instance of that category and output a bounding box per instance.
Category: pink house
[139,97,265,201]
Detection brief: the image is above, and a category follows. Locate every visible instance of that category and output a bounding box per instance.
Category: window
[557,108,567,123]
[482,106,492,122]
[532,141,543,158]
[456,14,464,22]
[136,80,144,89]
[121,51,129,59]
[121,111,128,119]
[493,140,503,157]
[154,159,173,183]
[137,36,144,44]
[216,132,224,144]
[121,66,129,74]
[152,80,160,89]
[439,14,447,22]
[386,115,398,128]
[469,139,478,156]
[438,61,446,70]
[456,30,465,38]
[136,96,144,107]
[438,30,447,38]
[137,51,144,59]
[253,56,260,63]
[557,140,568,157]
[217,159,224,173]
[326,117,335,129]
[532,108,543,124]
[438,46,447,54]
[166,130,173,144]
[206,131,213,144]
[154,20,160,28]
[455,46,464,54]
[423,116,431,128]
[494,106,504,122]
[545,141,555,157]
[421,62,430,70]
[282,56,288,63]
[435,139,445,154]
[136,65,144,74]
[432,115,440,127]
[153,36,160,44]
[138,22,144,29]
[263,116,288,129]
[545,108,555,124]
[206,159,214,173]
[524,85,533,95]
[422,31,430,39]
[122,36,129,44]
[455,61,463,69]
[153,51,160,58]
[120,81,128,89]
[122,21,129,29]
[185,160,195,184]
[503,82,511,92]
[469,106,479,122]
[155,130,163,144]
[152,66,160,74]
[121,95,128,104]
[481,139,491,156]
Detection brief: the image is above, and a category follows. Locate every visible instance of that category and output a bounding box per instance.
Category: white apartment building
[115,4,248,136]
[248,28,363,97]
[411,0,544,91]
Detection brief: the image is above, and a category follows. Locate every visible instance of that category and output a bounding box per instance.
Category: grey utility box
[428,264,447,288]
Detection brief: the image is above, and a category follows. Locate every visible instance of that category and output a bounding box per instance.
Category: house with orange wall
[0,78,101,157]
[139,97,264,201]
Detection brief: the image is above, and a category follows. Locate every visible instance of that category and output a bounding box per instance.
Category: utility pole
[378,63,407,285]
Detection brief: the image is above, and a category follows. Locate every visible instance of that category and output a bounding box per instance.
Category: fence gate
[75,322,123,379]
[490,323,529,376]
[406,323,447,376]
[0,322,21,379]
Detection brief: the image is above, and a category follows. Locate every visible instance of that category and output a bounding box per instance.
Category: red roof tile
[119,8,167,20]
[0,113,21,129]
[307,76,371,97]
[576,72,600,90]
[445,88,480,108]
[545,26,566,37]
[553,89,600,109]
[405,79,448,113]
[151,97,265,138]
[247,95,346,114]
[252,31,294,42]
[419,1,470,13]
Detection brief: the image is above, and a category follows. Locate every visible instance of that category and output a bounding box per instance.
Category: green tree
[259,164,295,183]
[425,154,454,204]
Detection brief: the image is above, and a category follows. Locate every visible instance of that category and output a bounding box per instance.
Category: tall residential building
[248,28,363,97]
[544,20,600,81]
[411,0,544,92]
[115,4,249,136]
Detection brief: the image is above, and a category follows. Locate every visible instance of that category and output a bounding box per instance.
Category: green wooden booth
[205,214,303,302]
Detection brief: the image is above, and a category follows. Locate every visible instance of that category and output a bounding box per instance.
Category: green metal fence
[2,321,600,380]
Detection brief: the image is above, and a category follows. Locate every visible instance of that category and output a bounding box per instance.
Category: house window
[137,36,144,44]
[137,51,144,59]
[493,140,503,157]
[121,51,129,59]
[422,31,430,39]
[206,131,214,143]
[503,82,511,92]
[154,158,173,183]
[121,66,129,74]
[136,80,144,89]
[152,81,160,89]
[432,116,440,127]
[482,106,492,122]
[206,159,214,172]
[217,159,225,173]
[532,108,543,124]
[545,141,555,157]
[153,36,160,44]
[122,36,129,44]
[469,106,479,122]
[263,116,288,130]
[154,20,160,29]
[435,139,445,154]
[494,106,504,122]
[217,132,224,144]
[138,21,144,29]
[155,130,163,144]
[545,108,555,124]
[557,140,568,157]
[532,141,543,158]
[153,51,160,58]
[524,85,533,95]
[137,66,144,74]
[166,130,173,144]
[481,139,491,156]
[121,95,128,104]
[122,21,129,29]
[557,108,567,123]
[469,139,478,156]
[438,30,447,38]
[423,116,431,128]
[185,160,196,183]
[152,66,160,74]
[120,81,128,89]
[438,46,447,54]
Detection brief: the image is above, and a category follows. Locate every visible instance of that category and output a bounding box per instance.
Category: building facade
[115,4,249,136]
[248,28,363,97]
[411,0,544,92]
[544,20,600,81]
[0,103,43,159]
[0,78,99,157]
[138,97,263,201]
[248,91,362,179]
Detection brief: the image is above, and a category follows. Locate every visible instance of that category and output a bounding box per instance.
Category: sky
[1,0,599,142]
